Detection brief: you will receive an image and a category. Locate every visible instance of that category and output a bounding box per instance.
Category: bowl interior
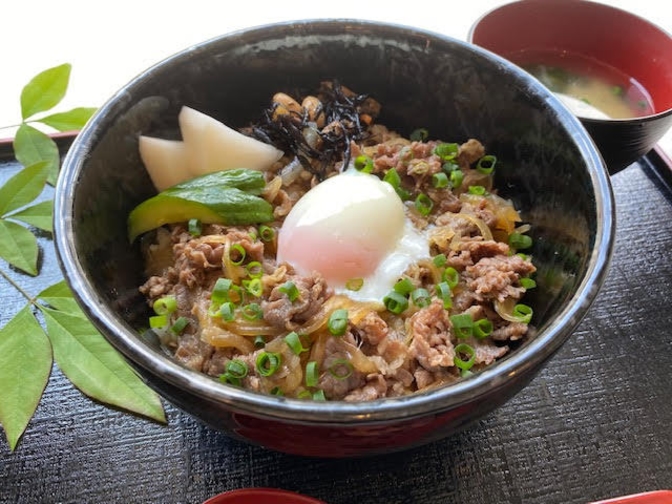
[56,20,612,420]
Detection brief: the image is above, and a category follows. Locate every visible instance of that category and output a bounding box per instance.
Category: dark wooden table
[1,141,671,504]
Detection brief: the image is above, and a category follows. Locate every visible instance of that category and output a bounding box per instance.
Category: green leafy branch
[0,64,166,452]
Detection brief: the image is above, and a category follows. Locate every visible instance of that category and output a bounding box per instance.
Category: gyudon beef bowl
[54,20,614,457]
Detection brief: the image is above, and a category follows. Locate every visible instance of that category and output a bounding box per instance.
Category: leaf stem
[0,267,36,305]
[0,123,22,132]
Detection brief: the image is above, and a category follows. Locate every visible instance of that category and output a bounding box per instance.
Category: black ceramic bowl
[54,19,614,457]
[469,0,672,174]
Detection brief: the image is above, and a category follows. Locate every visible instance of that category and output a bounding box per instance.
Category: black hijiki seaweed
[250,81,373,181]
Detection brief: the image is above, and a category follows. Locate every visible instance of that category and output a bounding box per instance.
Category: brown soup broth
[511,49,655,119]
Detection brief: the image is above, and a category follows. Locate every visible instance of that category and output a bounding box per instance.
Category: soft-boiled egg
[277,169,429,303]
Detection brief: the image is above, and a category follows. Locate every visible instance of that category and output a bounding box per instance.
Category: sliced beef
[408,300,455,372]
[465,254,536,302]
[262,271,332,330]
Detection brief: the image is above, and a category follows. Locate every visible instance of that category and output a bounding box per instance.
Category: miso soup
[514,49,655,120]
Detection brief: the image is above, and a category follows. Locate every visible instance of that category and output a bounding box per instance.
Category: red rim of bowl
[588,490,672,504]
[202,488,326,504]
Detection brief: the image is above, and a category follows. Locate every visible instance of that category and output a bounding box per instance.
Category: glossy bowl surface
[54,19,614,457]
[469,0,672,173]
[202,488,325,504]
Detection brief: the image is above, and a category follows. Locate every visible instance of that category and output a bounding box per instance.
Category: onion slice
[494,297,522,322]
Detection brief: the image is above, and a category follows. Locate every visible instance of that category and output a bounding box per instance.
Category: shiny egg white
[277,168,429,303]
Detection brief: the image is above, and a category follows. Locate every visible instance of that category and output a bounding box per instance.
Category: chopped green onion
[226,359,249,379]
[219,373,241,386]
[476,154,497,174]
[149,314,168,329]
[354,154,374,173]
[411,288,431,308]
[170,316,189,334]
[209,280,243,313]
[434,142,459,161]
[468,185,487,195]
[451,313,474,338]
[284,331,309,355]
[396,188,411,201]
[450,169,464,189]
[279,281,300,302]
[312,389,326,401]
[211,278,234,305]
[270,386,284,396]
[520,277,536,289]
[432,172,449,189]
[454,343,476,371]
[415,193,434,216]
[509,233,533,250]
[383,291,409,314]
[461,369,474,378]
[442,161,459,173]
[207,304,219,318]
[443,267,460,289]
[243,278,263,298]
[382,168,411,200]
[255,351,281,377]
[254,335,266,348]
[259,225,275,242]
[246,261,263,278]
[305,361,319,387]
[512,304,533,324]
[328,359,354,380]
[435,281,452,309]
[383,167,401,188]
[345,278,364,291]
[153,296,177,315]
[220,302,235,321]
[241,302,263,321]
[393,278,414,296]
[230,243,247,265]
[473,318,493,339]
[327,309,349,336]
[188,218,202,237]
[433,253,447,268]
[409,128,429,141]
[298,390,312,399]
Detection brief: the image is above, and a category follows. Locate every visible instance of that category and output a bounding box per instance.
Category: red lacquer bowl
[589,490,672,504]
[203,488,325,504]
[469,0,672,173]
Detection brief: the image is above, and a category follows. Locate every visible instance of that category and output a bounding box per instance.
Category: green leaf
[0,219,39,275]
[0,161,49,217]
[13,124,61,185]
[37,280,81,314]
[20,63,71,120]
[8,200,54,232]
[37,107,97,132]
[0,306,53,451]
[42,307,166,423]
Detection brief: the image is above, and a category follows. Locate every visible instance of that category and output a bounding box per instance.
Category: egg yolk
[277,169,407,285]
